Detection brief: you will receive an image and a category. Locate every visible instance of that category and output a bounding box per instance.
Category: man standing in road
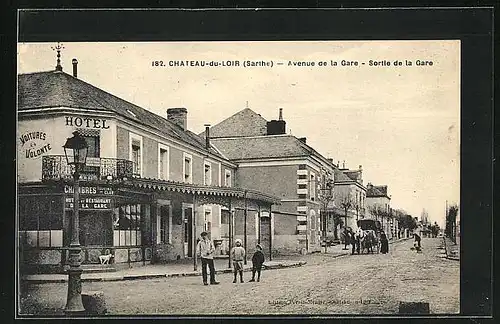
[196,231,220,286]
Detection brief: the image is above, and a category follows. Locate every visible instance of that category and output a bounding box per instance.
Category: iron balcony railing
[42,155,135,181]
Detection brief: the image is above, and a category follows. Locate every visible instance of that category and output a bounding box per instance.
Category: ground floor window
[113,204,142,246]
[18,195,63,247]
[157,204,170,244]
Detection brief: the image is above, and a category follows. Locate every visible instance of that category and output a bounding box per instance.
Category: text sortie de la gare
[151,59,434,68]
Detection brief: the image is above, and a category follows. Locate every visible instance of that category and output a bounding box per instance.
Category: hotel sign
[64,185,114,210]
[65,197,112,210]
[65,116,110,129]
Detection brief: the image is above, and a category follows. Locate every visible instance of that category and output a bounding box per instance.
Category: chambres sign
[19,131,52,159]
[63,185,114,210]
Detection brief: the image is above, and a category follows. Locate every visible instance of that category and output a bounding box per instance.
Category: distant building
[365,183,394,238]
[209,108,336,254]
[332,165,367,234]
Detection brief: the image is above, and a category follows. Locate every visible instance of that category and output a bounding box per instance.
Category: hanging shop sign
[65,197,112,210]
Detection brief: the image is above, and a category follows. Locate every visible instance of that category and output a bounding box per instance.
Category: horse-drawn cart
[357,219,382,254]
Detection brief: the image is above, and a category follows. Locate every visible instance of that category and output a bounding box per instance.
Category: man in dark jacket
[249,244,265,282]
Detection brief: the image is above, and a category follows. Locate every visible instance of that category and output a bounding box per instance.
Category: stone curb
[21,261,307,284]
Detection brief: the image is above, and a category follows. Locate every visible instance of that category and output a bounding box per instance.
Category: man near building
[196,232,220,285]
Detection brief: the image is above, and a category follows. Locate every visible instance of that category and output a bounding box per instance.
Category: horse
[360,230,377,254]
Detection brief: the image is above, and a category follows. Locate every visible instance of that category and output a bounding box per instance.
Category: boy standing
[249,244,265,282]
[231,239,246,283]
[196,231,220,286]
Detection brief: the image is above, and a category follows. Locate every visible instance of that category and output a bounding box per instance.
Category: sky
[17,41,460,228]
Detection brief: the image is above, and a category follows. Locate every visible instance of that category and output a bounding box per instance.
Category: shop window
[113,204,142,246]
[204,162,212,186]
[18,196,63,248]
[220,209,230,238]
[157,205,170,244]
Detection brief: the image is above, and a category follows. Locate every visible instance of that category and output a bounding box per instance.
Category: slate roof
[202,108,268,138]
[210,135,312,161]
[333,168,353,182]
[344,170,361,181]
[366,185,389,198]
[18,70,223,158]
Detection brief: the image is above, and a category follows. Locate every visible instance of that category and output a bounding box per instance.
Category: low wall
[20,246,153,274]
[153,243,183,262]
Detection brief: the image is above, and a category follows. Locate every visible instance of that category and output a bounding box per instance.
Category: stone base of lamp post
[65,246,85,314]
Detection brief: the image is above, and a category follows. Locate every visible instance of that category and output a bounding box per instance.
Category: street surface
[19,238,459,315]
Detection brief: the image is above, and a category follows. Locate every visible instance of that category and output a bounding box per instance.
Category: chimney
[204,124,211,150]
[266,108,286,135]
[298,137,307,144]
[327,158,334,165]
[367,183,373,189]
[167,108,188,131]
[72,58,78,78]
[359,165,362,171]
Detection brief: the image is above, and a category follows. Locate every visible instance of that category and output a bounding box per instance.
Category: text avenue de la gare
[152,59,434,68]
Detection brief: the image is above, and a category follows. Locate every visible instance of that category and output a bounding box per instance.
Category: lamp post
[319,179,333,254]
[63,131,88,314]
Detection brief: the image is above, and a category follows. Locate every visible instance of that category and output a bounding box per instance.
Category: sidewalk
[21,237,412,284]
[21,258,307,284]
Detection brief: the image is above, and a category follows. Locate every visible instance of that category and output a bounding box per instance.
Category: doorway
[260,214,271,258]
[183,207,193,257]
[78,211,113,246]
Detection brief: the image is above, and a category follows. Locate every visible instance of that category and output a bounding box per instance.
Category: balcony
[42,155,134,181]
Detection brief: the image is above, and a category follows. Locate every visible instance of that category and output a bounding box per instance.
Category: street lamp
[319,179,334,253]
[63,131,88,314]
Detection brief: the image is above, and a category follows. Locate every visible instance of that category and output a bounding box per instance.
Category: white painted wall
[17,114,117,183]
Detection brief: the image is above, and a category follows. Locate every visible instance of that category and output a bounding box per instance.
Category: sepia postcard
[14,8,492,319]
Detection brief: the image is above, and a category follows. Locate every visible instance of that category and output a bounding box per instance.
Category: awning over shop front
[126,177,281,205]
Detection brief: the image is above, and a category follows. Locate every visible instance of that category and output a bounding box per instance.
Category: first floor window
[225,170,232,187]
[204,163,212,185]
[183,154,192,183]
[159,147,169,180]
[310,173,316,201]
[132,141,141,176]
